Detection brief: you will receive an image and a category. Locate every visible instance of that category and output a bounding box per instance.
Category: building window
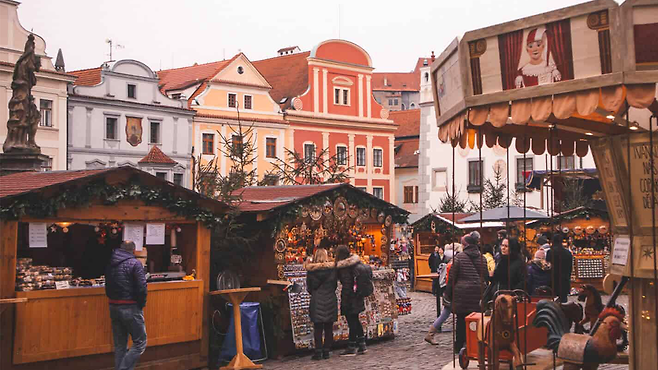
[228,93,237,108]
[266,138,276,158]
[41,157,52,171]
[244,95,252,110]
[373,148,383,167]
[468,160,483,192]
[516,157,533,189]
[334,88,349,105]
[356,147,366,166]
[356,187,367,192]
[410,103,416,108]
[155,172,167,180]
[394,98,399,106]
[388,99,393,106]
[433,169,447,191]
[202,133,214,155]
[373,187,384,199]
[336,146,347,165]
[127,84,136,99]
[39,99,52,127]
[232,135,243,156]
[171,93,182,100]
[304,143,316,163]
[105,117,118,140]
[415,186,419,204]
[403,186,414,204]
[558,155,575,170]
[425,72,429,82]
[262,174,279,186]
[173,173,184,186]
[150,121,160,144]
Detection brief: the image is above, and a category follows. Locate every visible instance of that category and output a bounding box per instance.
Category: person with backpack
[305,243,338,360]
[335,245,373,356]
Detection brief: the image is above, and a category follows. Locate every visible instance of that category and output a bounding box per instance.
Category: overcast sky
[17,0,616,73]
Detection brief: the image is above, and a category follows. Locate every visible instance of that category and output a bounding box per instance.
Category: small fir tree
[267,147,352,185]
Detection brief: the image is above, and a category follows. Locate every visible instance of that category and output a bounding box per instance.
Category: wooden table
[210,287,263,370]
[0,297,27,314]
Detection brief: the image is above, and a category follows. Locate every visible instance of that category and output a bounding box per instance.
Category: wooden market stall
[0,167,228,370]
[430,0,658,368]
[230,183,408,356]
[411,212,503,292]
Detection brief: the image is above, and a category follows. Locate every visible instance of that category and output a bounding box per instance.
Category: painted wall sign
[28,222,48,248]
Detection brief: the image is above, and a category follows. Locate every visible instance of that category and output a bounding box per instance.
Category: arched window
[410,103,416,109]
[401,103,406,110]
[425,72,430,82]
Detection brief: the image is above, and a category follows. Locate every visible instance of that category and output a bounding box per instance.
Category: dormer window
[334,87,350,106]
[127,84,136,99]
[237,66,244,74]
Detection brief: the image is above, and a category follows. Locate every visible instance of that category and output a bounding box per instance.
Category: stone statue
[3,34,42,154]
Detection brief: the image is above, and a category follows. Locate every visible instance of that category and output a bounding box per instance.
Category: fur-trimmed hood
[336,254,361,269]
[304,260,335,271]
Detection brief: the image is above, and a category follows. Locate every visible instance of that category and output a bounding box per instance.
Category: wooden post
[197,222,211,361]
[0,220,18,370]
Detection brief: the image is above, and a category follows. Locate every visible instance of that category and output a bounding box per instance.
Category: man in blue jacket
[105,240,147,370]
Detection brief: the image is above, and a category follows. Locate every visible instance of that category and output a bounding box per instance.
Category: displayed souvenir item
[598,225,608,234]
[361,208,370,218]
[310,205,323,221]
[275,239,287,253]
[348,204,358,218]
[334,197,348,220]
[300,206,309,218]
[586,225,596,235]
[323,201,333,216]
[574,226,583,235]
[381,235,388,244]
[384,215,393,227]
[370,208,378,219]
[562,227,569,234]
[377,212,385,224]
[275,252,284,263]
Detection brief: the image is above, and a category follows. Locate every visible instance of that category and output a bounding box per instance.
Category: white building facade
[418,62,596,215]
[0,0,75,170]
[68,60,194,187]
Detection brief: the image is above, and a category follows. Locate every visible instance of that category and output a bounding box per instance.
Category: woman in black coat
[491,237,526,292]
[306,247,338,360]
[335,245,367,356]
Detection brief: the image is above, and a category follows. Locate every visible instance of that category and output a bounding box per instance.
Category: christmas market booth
[0,167,228,370]
[232,183,408,356]
[528,206,612,291]
[411,212,503,293]
[431,0,658,368]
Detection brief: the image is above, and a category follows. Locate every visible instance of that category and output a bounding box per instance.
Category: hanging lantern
[62,227,69,233]
[598,225,608,234]
[574,226,583,235]
[586,225,595,235]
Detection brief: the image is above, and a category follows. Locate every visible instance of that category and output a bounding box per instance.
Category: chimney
[384,77,387,86]
[431,51,435,63]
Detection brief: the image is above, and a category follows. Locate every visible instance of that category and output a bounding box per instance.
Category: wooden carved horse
[577,284,604,333]
[479,294,523,370]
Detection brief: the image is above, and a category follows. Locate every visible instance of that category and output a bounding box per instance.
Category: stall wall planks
[196,222,211,360]
[22,204,192,223]
[0,220,19,370]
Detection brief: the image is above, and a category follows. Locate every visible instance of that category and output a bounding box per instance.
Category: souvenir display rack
[286,267,398,349]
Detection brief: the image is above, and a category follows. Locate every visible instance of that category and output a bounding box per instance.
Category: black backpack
[354,263,374,297]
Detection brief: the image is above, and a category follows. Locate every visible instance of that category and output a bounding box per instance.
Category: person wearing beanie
[526,248,551,296]
[537,235,550,252]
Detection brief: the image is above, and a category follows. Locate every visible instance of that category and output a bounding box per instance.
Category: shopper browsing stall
[305,244,338,361]
[491,237,526,292]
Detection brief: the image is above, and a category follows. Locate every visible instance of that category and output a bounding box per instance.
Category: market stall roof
[412,212,505,230]
[460,206,549,223]
[525,168,598,189]
[237,183,409,217]
[0,167,229,215]
[431,0,658,155]
[525,205,608,225]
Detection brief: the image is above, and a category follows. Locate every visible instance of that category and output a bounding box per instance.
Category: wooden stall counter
[13,280,203,365]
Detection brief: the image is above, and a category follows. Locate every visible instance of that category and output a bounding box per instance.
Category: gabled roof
[395,138,419,169]
[0,167,228,214]
[157,57,236,93]
[371,57,430,92]
[139,145,177,165]
[0,169,110,199]
[237,183,342,212]
[390,109,420,138]
[68,66,102,86]
[252,52,310,105]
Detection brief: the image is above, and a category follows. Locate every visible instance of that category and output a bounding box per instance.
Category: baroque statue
[3,34,42,154]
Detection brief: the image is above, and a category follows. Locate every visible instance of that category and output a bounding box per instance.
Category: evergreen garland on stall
[0,178,225,228]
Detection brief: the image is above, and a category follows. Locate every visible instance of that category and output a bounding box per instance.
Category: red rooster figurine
[533,300,626,370]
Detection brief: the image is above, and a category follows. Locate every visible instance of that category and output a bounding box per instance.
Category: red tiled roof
[390,109,420,138]
[0,169,111,199]
[0,61,77,79]
[237,183,343,212]
[69,66,102,86]
[157,59,232,92]
[253,52,310,105]
[371,57,430,92]
[139,145,177,164]
[438,213,473,223]
[394,138,419,168]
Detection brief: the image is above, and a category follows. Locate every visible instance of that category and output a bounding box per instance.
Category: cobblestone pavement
[261,292,630,370]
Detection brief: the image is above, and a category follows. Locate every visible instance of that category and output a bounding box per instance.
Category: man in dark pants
[105,240,148,370]
[428,245,444,296]
[546,234,573,303]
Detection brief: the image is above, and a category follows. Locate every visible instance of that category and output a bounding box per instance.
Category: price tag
[55,281,70,290]
[612,236,630,266]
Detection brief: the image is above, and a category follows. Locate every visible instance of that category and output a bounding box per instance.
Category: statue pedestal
[0,152,50,176]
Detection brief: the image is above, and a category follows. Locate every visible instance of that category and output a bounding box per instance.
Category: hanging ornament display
[275,239,287,253]
[586,225,596,235]
[431,220,436,233]
[377,212,385,224]
[574,226,583,235]
[310,205,323,221]
[300,206,309,218]
[334,197,348,220]
[348,204,358,218]
[598,225,608,234]
[384,215,393,227]
[323,201,333,216]
[370,208,378,219]
[562,227,569,234]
